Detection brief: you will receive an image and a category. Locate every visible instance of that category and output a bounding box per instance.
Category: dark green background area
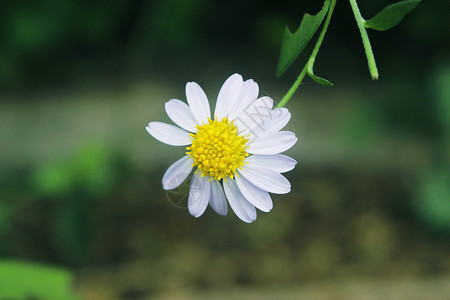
[0,0,449,299]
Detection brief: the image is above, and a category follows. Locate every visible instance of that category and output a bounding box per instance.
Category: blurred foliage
[0,260,81,300]
[0,0,448,89]
[433,64,450,140]
[413,64,450,232]
[0,144,122,267]
[2,158,449,297]
[31,143,115,197]
[415,169,450,231]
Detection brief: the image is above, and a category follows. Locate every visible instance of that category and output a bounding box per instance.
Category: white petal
[247,131,297,155]
[146,122,191,146]
[209,180,228,216]
[165,99,198,132]
[250,108,291,139]
[245,154,297,173]
[236,173,273,212]
[235,96,273,122]
[214,73,243,120]
[186,82,211,124]
[239,164,291,194]
[188,173,211,218]
[228,79,258,119]
[223,178,257,223]
[162,156,194,190]
[234,96,274,135]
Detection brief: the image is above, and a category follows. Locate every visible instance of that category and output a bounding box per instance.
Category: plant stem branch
[349,0,379,80]
[277,0,337,108]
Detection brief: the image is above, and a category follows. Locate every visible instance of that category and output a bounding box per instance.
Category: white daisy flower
[146,73,297,223]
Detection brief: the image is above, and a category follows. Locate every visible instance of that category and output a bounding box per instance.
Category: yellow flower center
[186,117,248,180]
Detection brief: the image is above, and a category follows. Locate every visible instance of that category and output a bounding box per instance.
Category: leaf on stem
[277,0,331,77]
[364,0,421,31]
[307,58,333,86]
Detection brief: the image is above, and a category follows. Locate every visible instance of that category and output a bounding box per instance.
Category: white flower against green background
[146,74,297,223]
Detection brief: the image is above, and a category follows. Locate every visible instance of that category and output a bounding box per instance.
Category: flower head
[146,74,297,223]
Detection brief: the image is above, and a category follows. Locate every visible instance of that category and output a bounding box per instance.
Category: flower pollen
[186,117,248,180]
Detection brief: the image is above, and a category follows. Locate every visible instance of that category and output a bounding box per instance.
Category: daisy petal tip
[238,214,257,223]
[228,73,243,80]
[235,174,273,212]
[162,182,177,191]
[188,174,211,218]
[259,207,272,213]
[213,208,228,216]
[223,179,257,223]
[239,165,291,194]
[185,81,211,123]
[280,182,292,194]
[162,156,193,190]
[209,181,229,216]
[188,205,205,218]
[215,73,245,119]
[191,211,204,218]
[146,122,191,146]
[145,125,153,135]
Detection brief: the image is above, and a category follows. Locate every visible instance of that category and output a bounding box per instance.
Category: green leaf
[415,169,450,231]
[277,0,330,77]
[364,0,421,31]
[307,58,333,86]
[0,260,83,300]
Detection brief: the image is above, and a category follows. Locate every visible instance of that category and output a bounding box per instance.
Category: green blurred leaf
[31,143,114,197]
[364,0,421,31]
[415,169,450,231]
[433,64,450,132]
[32,161,74,196]
[276,0,330,76]
[72,144,114,195]
[307,58,333,86]
[0,260,82,300]
[52,196,99,267]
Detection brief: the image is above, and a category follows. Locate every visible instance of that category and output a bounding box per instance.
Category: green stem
[277,0,337,108]
[277,65,308,108]
[349,0,379,80]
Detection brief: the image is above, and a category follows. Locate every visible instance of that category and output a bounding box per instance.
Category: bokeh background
[0,0,449,299]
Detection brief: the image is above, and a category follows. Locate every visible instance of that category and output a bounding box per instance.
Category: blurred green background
[0,0,449,299]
